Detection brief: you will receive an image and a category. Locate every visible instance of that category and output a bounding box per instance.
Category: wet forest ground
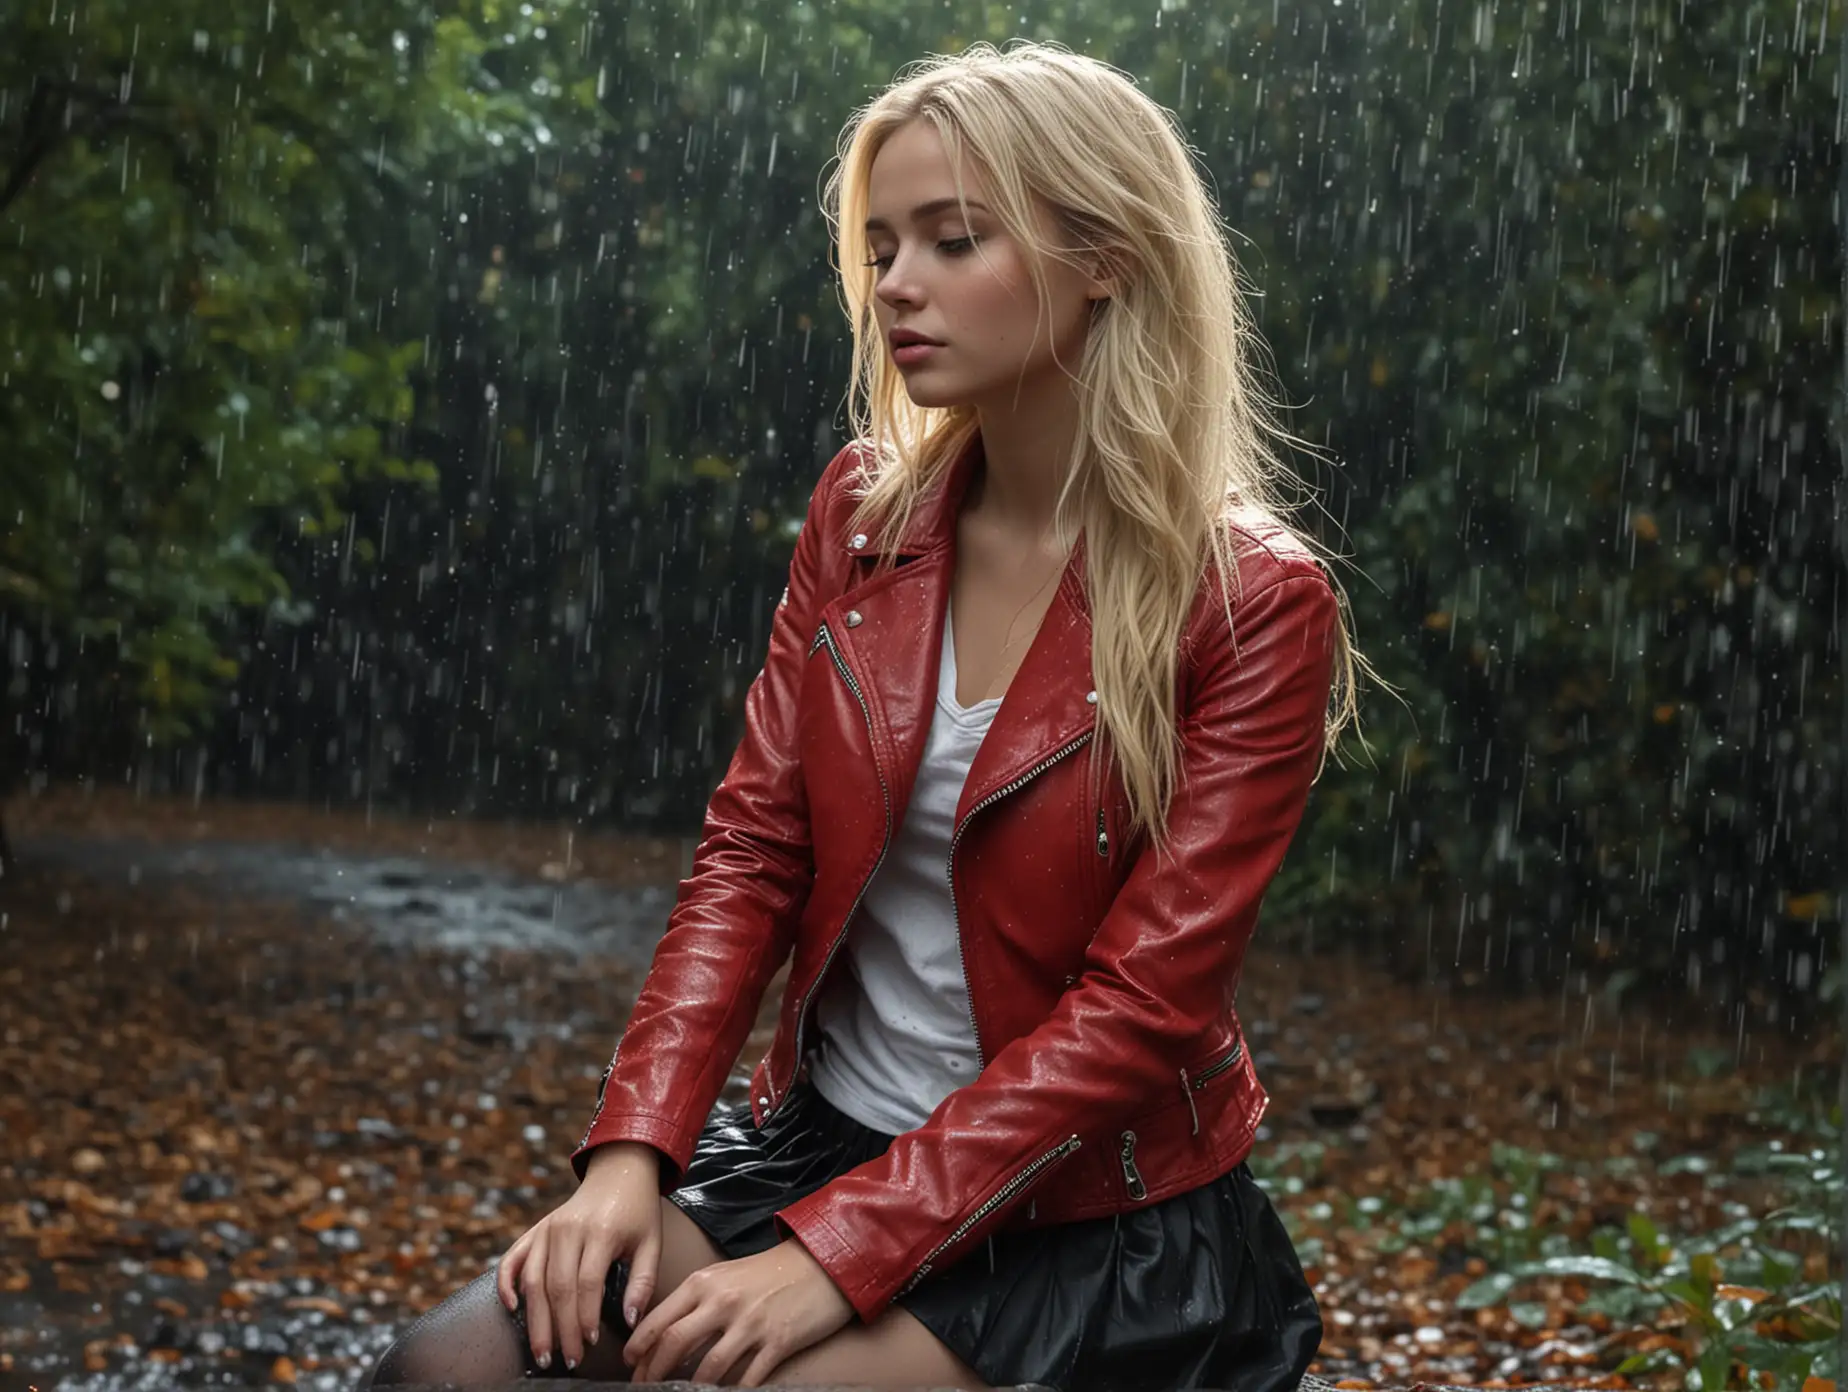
[0,787,1838,1392]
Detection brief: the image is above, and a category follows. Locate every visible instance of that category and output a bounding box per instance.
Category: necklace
[956,537,1072,701]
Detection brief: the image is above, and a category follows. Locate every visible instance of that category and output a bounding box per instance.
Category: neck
[968,378,1083,533]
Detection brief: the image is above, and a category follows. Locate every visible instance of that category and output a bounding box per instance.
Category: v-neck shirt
[806,596,994,1134]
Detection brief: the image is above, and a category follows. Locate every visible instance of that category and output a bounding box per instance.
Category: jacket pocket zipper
[1095,806,1109,857]
[896,1135,1083,1295]
[1188,1037,1243,1089]
[1119,1129,1146,1200]
[1177,1037,1243,1137]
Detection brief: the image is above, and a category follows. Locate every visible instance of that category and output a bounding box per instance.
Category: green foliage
[1252,1065,1841,1389]
[0,0,600,746]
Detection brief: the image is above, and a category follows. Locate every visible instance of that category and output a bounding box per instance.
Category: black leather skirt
[663,1076,1324,1392]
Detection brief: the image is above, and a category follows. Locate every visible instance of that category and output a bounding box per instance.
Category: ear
[1083,246,1124,303]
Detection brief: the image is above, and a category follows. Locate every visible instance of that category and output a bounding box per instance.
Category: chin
[900,379,974,409]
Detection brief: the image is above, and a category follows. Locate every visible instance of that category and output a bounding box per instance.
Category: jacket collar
[835,425,984,560]
[822,428,1099,825]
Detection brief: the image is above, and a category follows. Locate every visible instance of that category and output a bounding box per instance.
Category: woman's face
[862,120,1108,411]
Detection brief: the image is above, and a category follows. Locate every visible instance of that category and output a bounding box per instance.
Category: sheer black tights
[366,1258,635,1386]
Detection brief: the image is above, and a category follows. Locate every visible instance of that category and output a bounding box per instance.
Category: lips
[889,330,943,348]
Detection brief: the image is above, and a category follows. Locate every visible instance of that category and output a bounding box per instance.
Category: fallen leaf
[282,1295,347,1317]
[1716,1283,1770,1304]
[299,1207,348,1233]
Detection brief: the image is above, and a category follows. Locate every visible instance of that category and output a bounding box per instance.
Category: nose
[872,249,924,310]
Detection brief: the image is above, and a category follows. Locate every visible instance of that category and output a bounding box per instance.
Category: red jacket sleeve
[771,565,1339,1321]
[569,444,858,1186]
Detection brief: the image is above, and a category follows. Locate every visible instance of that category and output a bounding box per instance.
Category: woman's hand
[496,1142,663,1373]
[623,1237,854,1386]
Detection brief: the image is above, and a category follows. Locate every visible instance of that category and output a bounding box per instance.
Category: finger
[636,1302,713,1384]
[690,1326,753,1388]
[740,1342,787,1388]
[496,1232,531,1312]
[623,1278,687,1366]
[575,1228,616,1351]
[545,1224,587,1371]
[518,1228,554,1369]
[623,1219,661,1329]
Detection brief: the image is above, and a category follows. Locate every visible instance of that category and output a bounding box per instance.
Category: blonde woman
[368,38,1367,1392]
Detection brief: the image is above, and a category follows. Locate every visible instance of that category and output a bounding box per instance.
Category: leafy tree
[0,0,600,841]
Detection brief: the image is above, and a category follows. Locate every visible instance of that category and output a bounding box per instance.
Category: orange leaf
[1717,1283,1770,1304]
[1801,1380,1835,1392]
[282,1295,347,1318]
[271,1355,298,1383]
[299,1207,347,1233]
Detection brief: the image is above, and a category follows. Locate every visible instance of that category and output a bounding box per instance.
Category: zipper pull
[1095,807,1109,857]
[1118,1130,1146,1200]
[1179,1068,1200,1137]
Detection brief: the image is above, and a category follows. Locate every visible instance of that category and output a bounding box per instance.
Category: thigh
[765,1305,992,1391]
[654,1193,729,1291]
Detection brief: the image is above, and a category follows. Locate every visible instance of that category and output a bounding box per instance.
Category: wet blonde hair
[821,40,1379,855]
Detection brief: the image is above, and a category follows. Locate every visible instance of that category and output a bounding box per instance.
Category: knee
[362,1265,531,1387]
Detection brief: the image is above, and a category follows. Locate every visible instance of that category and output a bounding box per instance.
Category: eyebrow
[864,197,990,232]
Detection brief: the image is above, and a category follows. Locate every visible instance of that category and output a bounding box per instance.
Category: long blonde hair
[822,40,1379,856]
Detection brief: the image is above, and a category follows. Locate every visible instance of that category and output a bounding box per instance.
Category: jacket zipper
[578,1059,617,1151]
[947,729,1096,1064]
[1188,1037,1244,1088]
[770,621,893,1119]
[1118,1129,1146,1200]
[896,1134,1083,1295]
[1177,1037,1243,1137]
[1095,805,1109,856]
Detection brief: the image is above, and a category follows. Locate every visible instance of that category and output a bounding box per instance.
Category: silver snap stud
[757,1096,769,1107]
[850,533,868,549]
[845,610,864,627]
[1085,690,1097,704]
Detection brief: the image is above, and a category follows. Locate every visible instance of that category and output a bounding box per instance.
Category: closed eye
[863,236,979,270]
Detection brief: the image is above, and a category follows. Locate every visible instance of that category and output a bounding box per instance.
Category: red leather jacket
[571,430,1339,1324]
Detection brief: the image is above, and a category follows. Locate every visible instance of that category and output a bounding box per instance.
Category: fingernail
[625,1304,638,1326]
[565,1357,577,1372]
[536,1352,550,1370]
[588,1329,600,1346]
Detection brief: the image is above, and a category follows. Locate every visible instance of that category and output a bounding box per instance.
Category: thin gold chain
[956,533,1073,700]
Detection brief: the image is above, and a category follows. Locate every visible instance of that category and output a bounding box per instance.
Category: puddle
[15,832,678,964]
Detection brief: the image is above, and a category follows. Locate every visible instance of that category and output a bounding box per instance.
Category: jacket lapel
[821,428,1100,834]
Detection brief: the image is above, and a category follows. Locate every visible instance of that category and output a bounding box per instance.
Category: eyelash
[862,236,979,270]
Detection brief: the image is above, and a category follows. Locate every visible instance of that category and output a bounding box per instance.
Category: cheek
[952,269,1041,351]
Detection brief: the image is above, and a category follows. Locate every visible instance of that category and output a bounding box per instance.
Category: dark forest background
[1,0,1840,1038]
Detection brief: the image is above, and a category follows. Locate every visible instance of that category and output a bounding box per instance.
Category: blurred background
[0,2,1840,1390]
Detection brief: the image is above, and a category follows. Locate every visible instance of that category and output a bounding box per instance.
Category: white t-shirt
[806,597,993,1135]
